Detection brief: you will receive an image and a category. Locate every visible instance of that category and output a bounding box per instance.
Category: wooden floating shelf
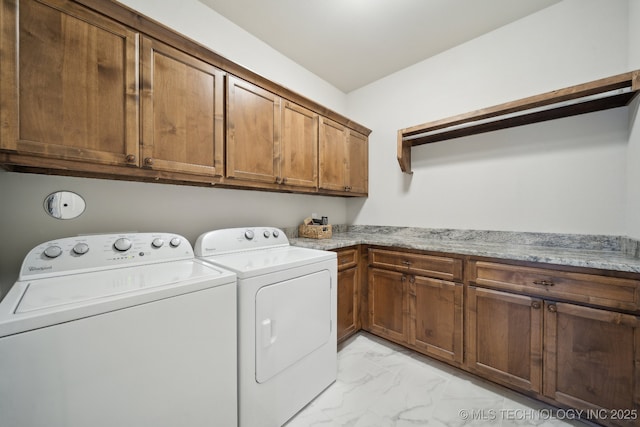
[398,70,640,173]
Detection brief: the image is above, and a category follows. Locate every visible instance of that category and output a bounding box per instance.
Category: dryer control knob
[244,230,255,240]
[263,230,271,238]
[43,245,62,259]
[169,237,181,248]
[272,230,280,238]
[113,238,132,252]
[72,243,89,255]
[151,238,164,249]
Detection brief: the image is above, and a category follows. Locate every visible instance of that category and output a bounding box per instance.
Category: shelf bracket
[397,130,412,174]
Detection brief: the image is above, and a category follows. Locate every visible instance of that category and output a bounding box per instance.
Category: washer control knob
[272,230,280,238]
[72,243,89,255]
[263,230,271,238]
[43,245,62,259]
[169,237,181,248]
[244,230,255,240]
[113,238,132,252]
[151,238,164,249]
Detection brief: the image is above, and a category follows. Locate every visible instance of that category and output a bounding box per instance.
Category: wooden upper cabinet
[0,0,139,166]
[318,117,347,192]
[140,37,224,177]
[280,101,318,188]
[319,117,368,194]
[347,129,368,194]
[226,75,281,183]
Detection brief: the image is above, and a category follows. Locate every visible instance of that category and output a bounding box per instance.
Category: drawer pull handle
[548,304,557,313]
[402,260,411,266]
[531,301,541,309]
[533,279,554,286]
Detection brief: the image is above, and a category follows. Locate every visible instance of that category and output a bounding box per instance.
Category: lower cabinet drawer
[468,260,640,312]
[369,248,462,281]
[336,248,358,270]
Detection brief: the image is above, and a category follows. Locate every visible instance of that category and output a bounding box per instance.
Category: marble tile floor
[286,332,590,427]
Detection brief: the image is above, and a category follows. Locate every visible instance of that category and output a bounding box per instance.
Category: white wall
[627,0,640,239]
[347,0,632,235]
[0,0,349,296]
[118,0,347,114]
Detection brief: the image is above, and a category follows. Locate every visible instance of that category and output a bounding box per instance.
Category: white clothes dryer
[0,233,238,427]
[195,227,337,427]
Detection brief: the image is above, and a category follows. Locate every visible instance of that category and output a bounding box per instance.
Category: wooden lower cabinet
[544,301,640,420]
[466,286,543,393]
[468,285,640,426]
[367,247,464,364]
[337,267,359,342]
[336,247,640,427]
[335,247,360,342]
[368,268,408,344]
[410,276,463,363]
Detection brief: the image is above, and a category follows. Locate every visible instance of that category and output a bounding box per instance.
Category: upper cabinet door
[226,76,281,183]
[281,101,318,188]
[0,0,139,166]
[319,118,369,195]
[347,130,368,195]
[318,117,347,192]
[140,37,224,177]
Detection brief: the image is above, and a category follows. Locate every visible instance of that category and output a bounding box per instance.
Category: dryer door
[255,269,331,383]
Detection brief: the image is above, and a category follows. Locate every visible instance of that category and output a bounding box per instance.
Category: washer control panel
[194,227,288,256]
[19,233,193,280]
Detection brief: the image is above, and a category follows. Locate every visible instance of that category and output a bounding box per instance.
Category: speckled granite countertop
[288,226,640,274]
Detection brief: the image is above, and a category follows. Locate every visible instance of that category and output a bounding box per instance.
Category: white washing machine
[0,232,238,427]
[194,227,337,427]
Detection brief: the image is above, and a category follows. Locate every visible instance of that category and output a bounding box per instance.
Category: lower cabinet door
[409,276,463,363]
[466,286,543,393]
[337,266,359,342]
[543,301,640,420]
[368,268,408,344]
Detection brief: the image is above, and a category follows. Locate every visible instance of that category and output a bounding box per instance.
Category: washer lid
[200,246,335,278]
[15,260,232,313]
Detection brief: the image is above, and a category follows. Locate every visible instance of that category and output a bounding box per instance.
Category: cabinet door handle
[401,275,406,282]
[531,301,541,309]
[144,157,154,166]
[548,304,557,313]
[533,279,554,286]
[125,154,136,163]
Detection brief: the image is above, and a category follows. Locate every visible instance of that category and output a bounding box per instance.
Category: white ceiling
[198,0,560,93]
